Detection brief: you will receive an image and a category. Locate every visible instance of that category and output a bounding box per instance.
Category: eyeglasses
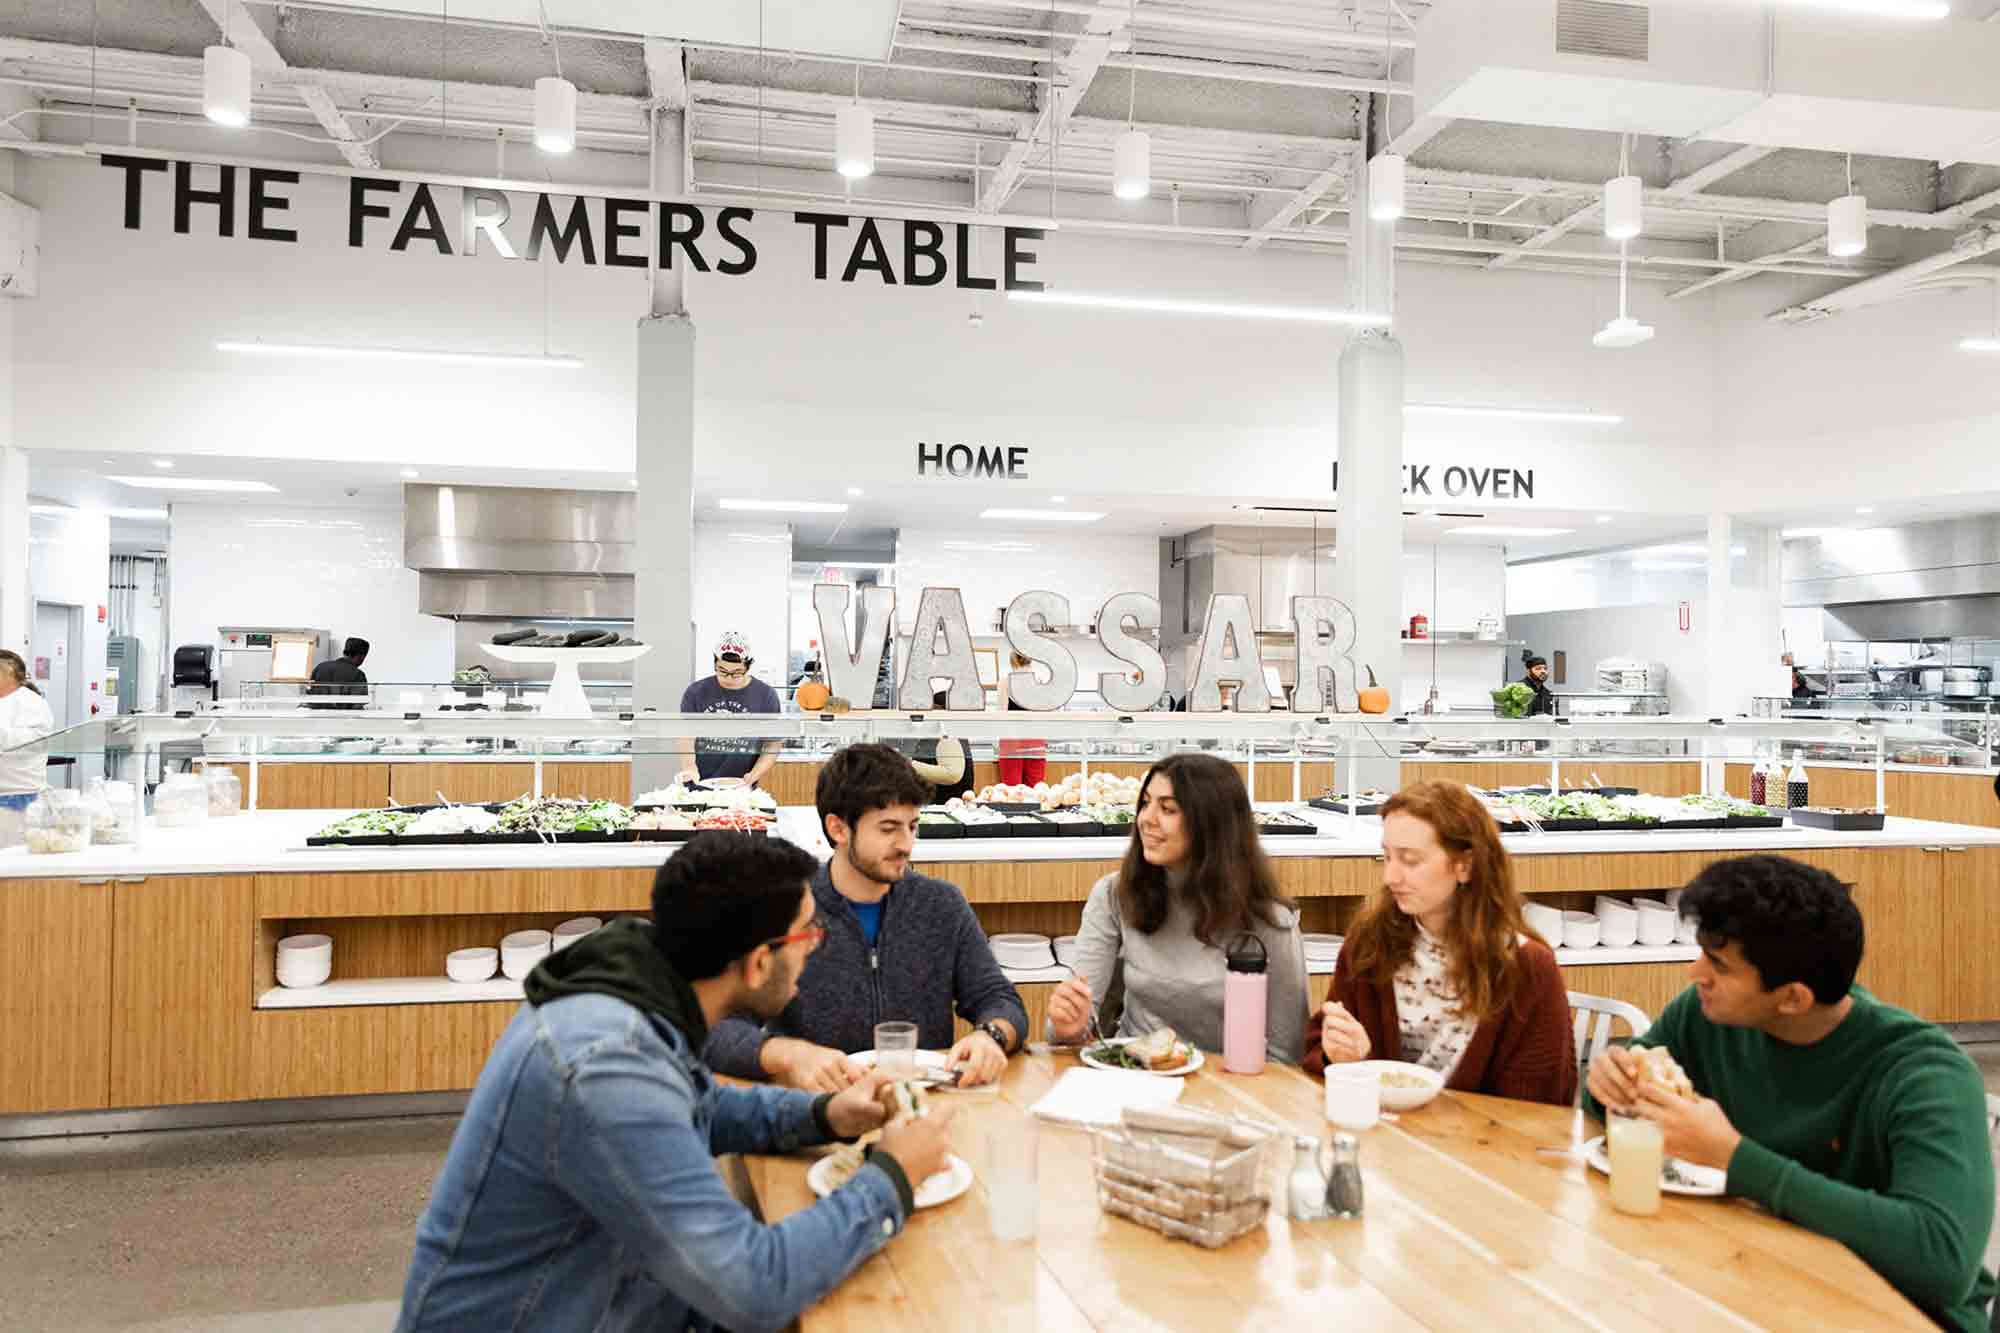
[762,911,828,953]
[716,659,752,679]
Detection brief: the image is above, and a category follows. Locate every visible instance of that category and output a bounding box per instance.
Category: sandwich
[879,1079,930,1127]
[1632,1046,1695,1100]
[1127,1027,1186,1071]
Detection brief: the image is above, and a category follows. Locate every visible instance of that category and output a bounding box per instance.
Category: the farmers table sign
[813,585,1360,713]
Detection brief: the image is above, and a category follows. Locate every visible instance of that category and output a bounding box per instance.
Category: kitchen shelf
[1401,635,1524,648]
[256,976,525,1009]
[1552,945,1698,966]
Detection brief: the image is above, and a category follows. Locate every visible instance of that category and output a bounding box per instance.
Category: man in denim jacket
[397,832,957,1333]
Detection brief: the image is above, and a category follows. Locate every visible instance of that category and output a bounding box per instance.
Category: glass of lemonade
[1606,1109,1664,1216]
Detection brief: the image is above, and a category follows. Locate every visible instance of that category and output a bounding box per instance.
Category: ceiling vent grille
[1555,0,1650,62]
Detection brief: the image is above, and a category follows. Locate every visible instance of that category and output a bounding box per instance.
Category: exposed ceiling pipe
[1768,225,2000,323]
[1100,53,1413,97]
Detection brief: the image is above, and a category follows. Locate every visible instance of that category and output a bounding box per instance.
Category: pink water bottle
[1223,933,1269,1075]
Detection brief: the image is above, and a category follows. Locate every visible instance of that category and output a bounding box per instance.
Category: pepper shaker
[1323,1133,1365,1220]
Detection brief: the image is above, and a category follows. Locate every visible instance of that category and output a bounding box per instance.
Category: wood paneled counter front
[3,810,1998,1117]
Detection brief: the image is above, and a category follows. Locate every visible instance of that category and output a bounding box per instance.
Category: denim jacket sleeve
[704,1081,833,1157]
[557,1034,905,1333]
[703,1013,777,1081]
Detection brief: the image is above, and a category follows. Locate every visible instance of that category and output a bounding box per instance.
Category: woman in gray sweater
[1047,753,1309,1065]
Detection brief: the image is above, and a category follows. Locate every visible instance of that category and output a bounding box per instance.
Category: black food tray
[309,828,650,848]
[1310,798,1385,816]
[1007,818,1061,837]
[1493,786,1639,798]
[1724,814,1786,830]
[979,801,1045,815]
[954,822,1014,838]
[1493,818,1603,834]
[1787,808,1887,831]
[633,827,698,842]
[917,821,966,840]
[1649,818,1728,832]
[1256,819,1318,836]
[1053,820,1103,837]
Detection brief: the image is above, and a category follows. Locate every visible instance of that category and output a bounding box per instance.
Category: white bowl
[1664,888,1683,913]
[1052,935,1078,968]
[1302,933,1344,962]
[1523,902,1563,946]
[1635,899,1678,947]
[552,917,602,951]
[276,933,333,989]
[447,946,499,983]
[1561,911,1601,950]
[1678,913,1700,945]
[500,929,553,980]
[1593,896,1638,949]
[990,933,1055,970]
[1346,1059,1445,1111]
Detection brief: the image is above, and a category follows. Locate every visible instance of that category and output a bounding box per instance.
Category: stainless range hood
[405,484,634,620]
[1786,516,2000,640]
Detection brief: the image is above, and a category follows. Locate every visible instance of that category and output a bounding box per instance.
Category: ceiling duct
[404,483,633,620]
[1417,0,2000,165]
[1784,516,2000,619]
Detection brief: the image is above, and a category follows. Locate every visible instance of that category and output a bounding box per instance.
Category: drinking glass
[1606,1109,1664,1216]
[986,1118,1039,1242]
[1324,1067,1380,1132]
[875,1021,919,1080]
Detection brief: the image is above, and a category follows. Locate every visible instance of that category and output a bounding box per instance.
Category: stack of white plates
[1052,935,1078,968]
[1523,902,1563,945]
[990,933,1056,970]
[1302,933,1344,966]
[501,929,553,980]
[553,917,602,951]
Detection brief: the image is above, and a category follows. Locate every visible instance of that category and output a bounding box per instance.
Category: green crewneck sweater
[1588,985,1995,1331]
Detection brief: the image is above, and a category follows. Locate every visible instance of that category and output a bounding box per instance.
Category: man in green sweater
[1586,854,1995,1332]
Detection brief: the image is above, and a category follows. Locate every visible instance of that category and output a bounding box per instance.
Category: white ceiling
[312,0,903,62]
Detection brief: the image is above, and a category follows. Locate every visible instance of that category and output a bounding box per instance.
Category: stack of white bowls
[990,933,1056,970]
[553,917,603,951]
[1561,911,1601,950]
[1523,902,1563,946]
[276,934,333,989]
[501,929,554,980]
[1301,934,1344,968]
[1053,935,1078,969]
[447,946,499,983]
[1666,888,1698,944]
[1594,896,1639,949]
[1635,898,1679,947]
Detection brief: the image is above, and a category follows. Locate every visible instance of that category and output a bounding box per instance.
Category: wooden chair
[1567,992,1652,1100]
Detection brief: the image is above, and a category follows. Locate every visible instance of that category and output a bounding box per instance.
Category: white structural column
[1332,151,1404,790]
[0,150,24,658]
[632,100,696,792]
[1703,515,1784,785]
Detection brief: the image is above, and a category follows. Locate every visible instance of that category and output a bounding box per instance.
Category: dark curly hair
[1679,855,1863,1005]
[815,742,931,844]
[651,831,818,981]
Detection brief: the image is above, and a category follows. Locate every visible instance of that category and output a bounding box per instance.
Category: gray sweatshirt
[705,862,1028,1079]
[1069,870,1309,1066]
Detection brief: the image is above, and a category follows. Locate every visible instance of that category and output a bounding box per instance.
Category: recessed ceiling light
[109,508,170,520]
[942,540,1038,553]
[846,487,864,498]
[979,507,1106,522]
[1008,290,1390,327]
[1443,525,1575,537]
[1631,559,1704,571]
[1050,496,1067,503]
[628,478,639,488]
[1406,404,1623,425]
[1855,506,1875,515]
[1777,0,1946,17]
[152,458,175,470]
[29,503,76,516]
[1595,515,1614,523]
[718,499,849,514]
[399,468,419,480]
[217,340,582,369]
[1961,338,2000,353]
[104,476,280,493]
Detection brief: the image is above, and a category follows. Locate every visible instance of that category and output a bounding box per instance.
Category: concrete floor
[7,1040,2000,1331]
[0,1115,454,1332]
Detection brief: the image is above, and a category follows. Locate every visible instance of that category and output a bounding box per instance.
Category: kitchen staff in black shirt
[1521,652,1557,718]
[308,637,370,710]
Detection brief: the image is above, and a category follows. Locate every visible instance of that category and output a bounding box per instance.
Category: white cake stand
[482,643,651,717]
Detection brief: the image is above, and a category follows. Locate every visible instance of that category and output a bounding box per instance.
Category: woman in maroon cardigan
[1305,781,1577,1106]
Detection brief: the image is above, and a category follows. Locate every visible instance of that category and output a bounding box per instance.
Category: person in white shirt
[0,648,55,798]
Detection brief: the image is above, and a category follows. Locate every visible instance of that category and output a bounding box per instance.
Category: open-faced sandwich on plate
[1084,1026,1195,1072]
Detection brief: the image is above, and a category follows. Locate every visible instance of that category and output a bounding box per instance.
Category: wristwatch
[977,1019,1012,1054]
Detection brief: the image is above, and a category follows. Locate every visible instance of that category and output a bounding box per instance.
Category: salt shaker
[1287,1135,1329,1222]
[1323,1133,1364,1219]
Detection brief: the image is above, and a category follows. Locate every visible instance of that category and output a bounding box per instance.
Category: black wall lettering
[391,184,453,254]
[349,177,399,247]
[173,161,235,236]
[1006,446,1028,479]
[1513,469,1534,500]
[918,442,944,475]
[715,207,757,275]
[795,212,850,280]
[1003,227,1044,292]
[658,203,711,272]
[974,446,1007,478]
[246,168,299,243]
[954,223,996,291]
[1443,466,1469,496]
[102,155,167,230]
[842,218,896,284]
[526,195,597,264]
[904,222,946,287]
[603,197,648,268]
[946,445,973,477]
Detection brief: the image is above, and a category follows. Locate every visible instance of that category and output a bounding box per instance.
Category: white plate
[1343,1060,1445,1111]
[1080,1038,1205,1078]
[808,1152,974,1210]
[848,1048,951,1073]
[1581,1136,1726,1197]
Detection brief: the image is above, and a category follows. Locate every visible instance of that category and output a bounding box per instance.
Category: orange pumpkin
[796,681,831,711]
[1357,665,1391,714]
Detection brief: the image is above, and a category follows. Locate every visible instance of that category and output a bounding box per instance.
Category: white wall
[1399,543,1510,709]
[168,502,453,687]
[895,527,1159,633]
[691,522,791,691]
[1509,554,1709,616]
[1509,602,1708,715]
[26,507,110,734]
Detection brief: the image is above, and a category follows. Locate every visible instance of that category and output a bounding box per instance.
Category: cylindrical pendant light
[1603,174,1643,240]
[1369,152,1406,222]
[534,76,577,154]
[835,103,875,179]
[1827,194,1868,257]
[1113,128,1151,201]
[203,44,252,128]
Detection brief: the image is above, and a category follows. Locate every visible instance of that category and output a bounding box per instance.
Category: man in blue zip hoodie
[397,832,956,1333]
[707,743,1030,1091]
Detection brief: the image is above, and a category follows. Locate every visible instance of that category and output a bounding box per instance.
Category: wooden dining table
[740,1051,1933,1332]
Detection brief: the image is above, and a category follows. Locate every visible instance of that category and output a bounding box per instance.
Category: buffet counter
[5,807,1997,1120]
